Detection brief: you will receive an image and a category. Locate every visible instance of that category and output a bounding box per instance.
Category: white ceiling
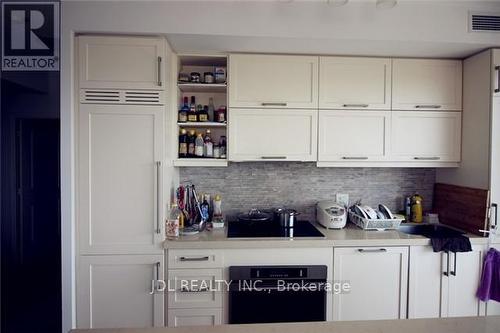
[63,0,500,58]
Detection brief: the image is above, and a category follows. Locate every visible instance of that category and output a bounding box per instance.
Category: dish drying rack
[349,211,404,231]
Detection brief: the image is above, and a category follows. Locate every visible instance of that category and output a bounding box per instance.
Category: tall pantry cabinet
[76,35,169,329]
[437,48,500,315]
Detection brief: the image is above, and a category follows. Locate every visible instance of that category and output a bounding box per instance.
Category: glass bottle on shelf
[219,135,227,159]
[178,97,189,123]
[187,130,196,157]
[198,105,209,122]
[195,133,204,157]
[188,96,197,122]
[204,129,213,158]
[208,98,215,122]
[179,129,188,158]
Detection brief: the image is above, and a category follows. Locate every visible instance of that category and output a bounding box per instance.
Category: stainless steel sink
[398,224,465,237]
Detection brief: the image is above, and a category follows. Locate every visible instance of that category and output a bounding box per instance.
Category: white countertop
[163,222,495,249]
[71,316,500,333]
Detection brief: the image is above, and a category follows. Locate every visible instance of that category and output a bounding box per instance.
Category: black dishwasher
[229,265,327,324]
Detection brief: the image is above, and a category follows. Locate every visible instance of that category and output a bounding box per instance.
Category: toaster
[316,201,347,229]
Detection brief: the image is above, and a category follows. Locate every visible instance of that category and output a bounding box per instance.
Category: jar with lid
[204,72,214,84]
[215,106,227,123]
[190,72,201,83]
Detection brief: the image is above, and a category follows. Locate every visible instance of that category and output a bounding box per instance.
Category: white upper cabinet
[318,110,390,162]
[77,255,164,329]
[78,104,164,254]
[319,57,391,109]
[229,54,318,108]
[392,59,462,111]
[228,108,318,161]
[391,111,461,163]
[78,36,165,90]
[333,247,408,321]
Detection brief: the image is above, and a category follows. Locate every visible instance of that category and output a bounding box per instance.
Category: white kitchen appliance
[316,201,347,229]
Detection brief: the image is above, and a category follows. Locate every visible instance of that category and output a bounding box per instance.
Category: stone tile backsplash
[179,163,436,221]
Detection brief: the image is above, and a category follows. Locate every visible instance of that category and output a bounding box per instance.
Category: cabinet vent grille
[470,13,500,32]
[80,89,165,105]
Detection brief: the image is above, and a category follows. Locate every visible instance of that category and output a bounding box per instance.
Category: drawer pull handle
[343,104,369,108]
[179,256,210,262]
[414,157,440,161]
[261,102,287,106]
[358,248,387,253]
[261,156,287,160]
[342,157,368,160]
[415,105,441,109]
[180,287,210,293]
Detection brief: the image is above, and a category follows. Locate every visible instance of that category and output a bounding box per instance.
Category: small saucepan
[275,208,301,228]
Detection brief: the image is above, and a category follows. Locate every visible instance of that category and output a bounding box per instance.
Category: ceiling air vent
[470,13,500,32]
[80,89,165,105]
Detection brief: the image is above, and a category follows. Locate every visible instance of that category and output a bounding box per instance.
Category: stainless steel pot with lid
[275,208,301,228]
[237,209,273,223]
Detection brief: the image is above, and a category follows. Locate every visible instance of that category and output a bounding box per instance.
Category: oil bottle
[410,194,423,223]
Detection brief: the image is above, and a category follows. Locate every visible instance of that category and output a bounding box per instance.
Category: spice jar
[190,72,201,83]
[204,72,214,84]
[215,106,227,123]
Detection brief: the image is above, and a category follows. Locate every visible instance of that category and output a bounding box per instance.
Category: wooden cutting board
[433,183,490,236]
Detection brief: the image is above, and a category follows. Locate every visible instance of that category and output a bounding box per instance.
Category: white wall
[60,1,500,332]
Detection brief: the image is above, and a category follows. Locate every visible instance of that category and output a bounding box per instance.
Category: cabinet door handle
[450,253,457,276]
[261,102,287,107]
[492,203,498,228]
[151,262,161,293]
[495,66,500,93]
[179,256,210,262]
[155,261,161,281]
[343,104,369,108]
[443,251,450,276]
[414,157,441,161]
[157,56,162,87]
[342,157,368,160]
[357,248,387,253]
[261,156,287,160]
[156,161,161,234]
[415,105,442,109]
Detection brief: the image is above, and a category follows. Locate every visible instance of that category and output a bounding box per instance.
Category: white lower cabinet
[318,110,390,162]
[391,111,461,163]
[332,247,408,321]
[77,255,164,329]
[168,309,222,327]
[408,245,485,319]
[228,108,318,161]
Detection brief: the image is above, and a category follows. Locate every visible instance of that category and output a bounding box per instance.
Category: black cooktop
[227,220,324,238]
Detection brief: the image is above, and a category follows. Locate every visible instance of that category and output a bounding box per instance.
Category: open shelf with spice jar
[175,54,228,167]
